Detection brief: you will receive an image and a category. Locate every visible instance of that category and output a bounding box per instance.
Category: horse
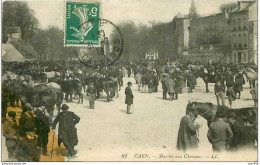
[187,101,257,149]
[57,79,83,103]
[197,67,226,93]
[242,68,258,88]
[95,77,119,102]
[9,82,63,117]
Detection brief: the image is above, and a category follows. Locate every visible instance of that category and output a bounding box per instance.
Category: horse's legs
[205,82,209,93]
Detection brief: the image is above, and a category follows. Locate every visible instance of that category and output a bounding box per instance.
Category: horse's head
[187,101,215,122]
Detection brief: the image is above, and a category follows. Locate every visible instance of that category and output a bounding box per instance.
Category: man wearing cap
[3,111,18,159]
[34,105,50,155]
[18,103,40,161]
[176,105,200,151]
[86,83,97,109]
[52,104,80,157]
[207,106,233,152]
[125,82,134,114]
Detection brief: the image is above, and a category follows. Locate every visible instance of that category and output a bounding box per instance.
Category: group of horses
[2,67,122,118]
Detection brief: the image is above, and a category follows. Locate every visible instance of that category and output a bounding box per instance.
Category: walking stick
[50,130,55,159]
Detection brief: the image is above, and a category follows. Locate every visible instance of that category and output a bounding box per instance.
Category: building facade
[229,1,257,64]
[186,12,232,63]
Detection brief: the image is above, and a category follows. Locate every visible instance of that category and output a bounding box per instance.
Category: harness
[197,105,214,119]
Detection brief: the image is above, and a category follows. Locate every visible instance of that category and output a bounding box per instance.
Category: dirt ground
[2,75,258,161]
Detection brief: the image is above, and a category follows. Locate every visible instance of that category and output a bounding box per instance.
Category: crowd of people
[1,59,258,161]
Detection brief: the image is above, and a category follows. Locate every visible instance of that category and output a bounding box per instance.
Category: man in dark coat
[187,71,196,93]
[86,83,97,109]
[34,105,50,155]
[153,72,159,92]
[207,105,233,152]
[176,105,200,151]
[125,82,134,114]
[234,72,245,99]
[52,104,80,157]
[18,103,40,161]
[161,74,168,100]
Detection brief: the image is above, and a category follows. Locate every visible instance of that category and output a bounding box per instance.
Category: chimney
[237,1,241,10]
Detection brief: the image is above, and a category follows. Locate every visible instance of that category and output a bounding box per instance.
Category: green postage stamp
[64,1,100,47]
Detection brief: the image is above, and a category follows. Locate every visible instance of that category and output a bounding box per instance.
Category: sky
[27,0,238,30]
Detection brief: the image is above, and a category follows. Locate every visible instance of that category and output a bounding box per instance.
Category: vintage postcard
[1,0,258,162]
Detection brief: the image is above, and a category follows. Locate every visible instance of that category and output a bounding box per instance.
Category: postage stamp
[64,1,100,47]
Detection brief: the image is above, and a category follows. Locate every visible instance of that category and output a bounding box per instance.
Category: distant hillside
[11,40,38,60]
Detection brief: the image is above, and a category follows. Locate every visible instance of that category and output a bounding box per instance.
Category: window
[244,34,248,47]
[238,34,241,44]
[243,18,247,28]
[244,54,247,62]
[233,19,236,29]
[238,18,241,28]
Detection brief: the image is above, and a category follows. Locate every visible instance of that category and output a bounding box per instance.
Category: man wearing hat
[52,104,80,157]
[161,74,168,100]
[207,106,233,152]
[86,82,97,109]
[18,103,40,161]
[176,105,200,151]
[3,111,18,159]
[125,82,134,114]
[234,72,245,99]
[34,104,50,155]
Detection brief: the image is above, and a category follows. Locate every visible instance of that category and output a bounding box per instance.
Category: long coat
[234,74,245,92]
[125,86,134,105]
[187,73,196,88]
[52,111,80,147]
[176,115,199,151]
[166,78,175,94]
[178,73,186,89]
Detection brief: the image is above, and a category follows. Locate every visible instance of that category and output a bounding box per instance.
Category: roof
[230,1,255,14]
[189,44,231,54]
[2,43,26,62]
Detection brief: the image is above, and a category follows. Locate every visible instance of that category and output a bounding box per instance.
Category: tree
[2,1,39,42]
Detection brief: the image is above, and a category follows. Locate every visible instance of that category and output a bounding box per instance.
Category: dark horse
[187,101,257,149]
[198,67,226,93]
[84,76,119,102]
[57,79,83,103]
[9,82,63,117]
